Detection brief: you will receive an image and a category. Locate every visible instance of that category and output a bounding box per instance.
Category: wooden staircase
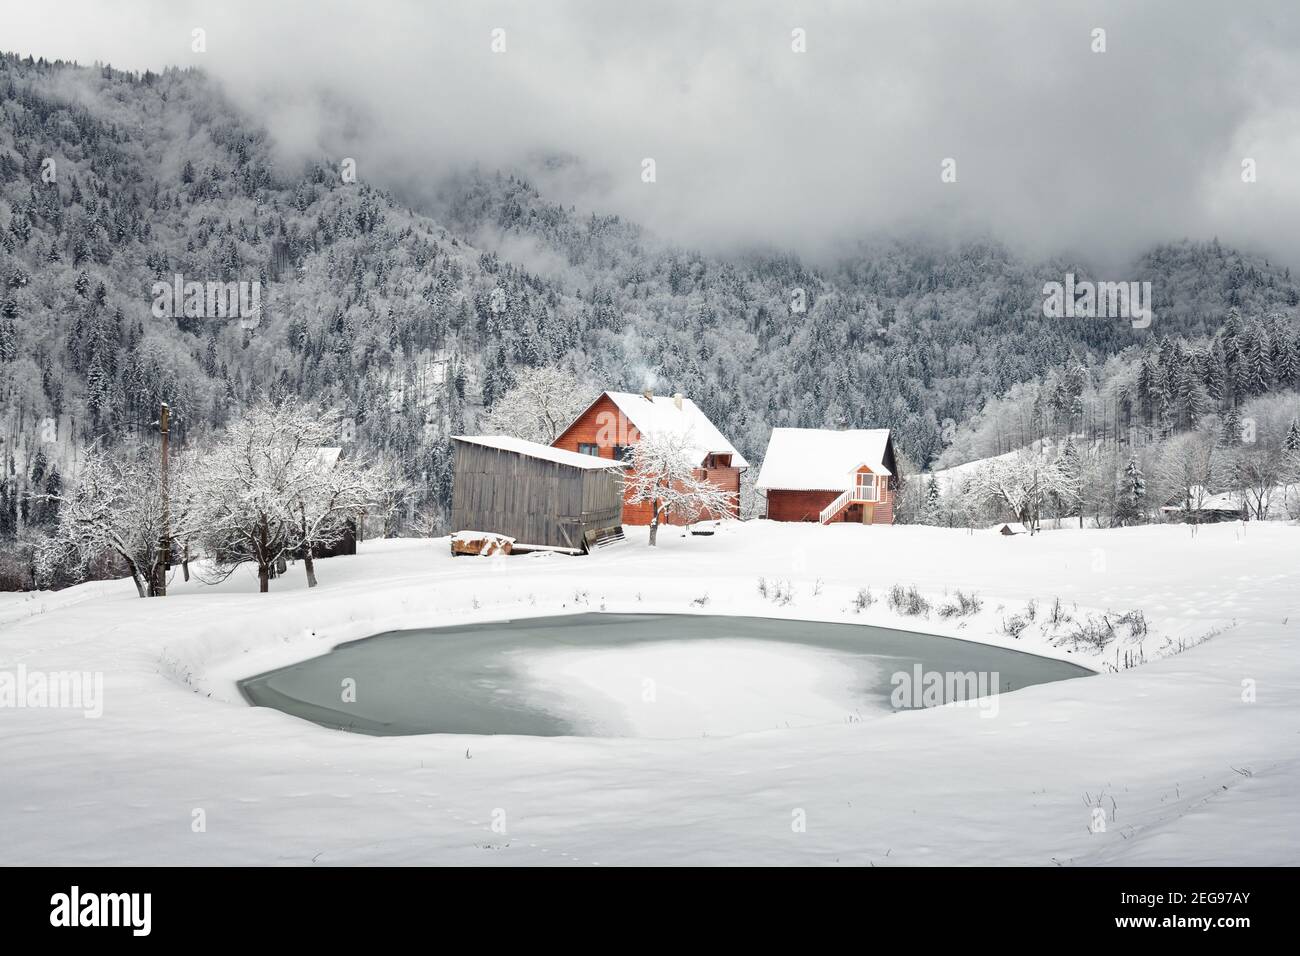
[818,489,852,524]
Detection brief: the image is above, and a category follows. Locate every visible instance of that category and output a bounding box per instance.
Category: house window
[613,444,633,462]
[578,443,600,457]
[855,474,879,502]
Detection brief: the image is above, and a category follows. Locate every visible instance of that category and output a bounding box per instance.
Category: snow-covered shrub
[1115,609,1148,638]
[887,584,930,616]
[1000,614,1030,638]
[938,589,983,618]
[852,587,875,612]
[1063,615,1118,650]
[758,579,794,605]
[1046,596,1072,628]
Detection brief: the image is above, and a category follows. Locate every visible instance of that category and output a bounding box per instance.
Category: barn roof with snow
[566,391,750,468]
[1158,486,1242,514]
[755,427,895,491]
[450,435,627,552]
[454,434,627,469]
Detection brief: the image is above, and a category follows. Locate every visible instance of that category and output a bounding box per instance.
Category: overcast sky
[8,0,1300,269]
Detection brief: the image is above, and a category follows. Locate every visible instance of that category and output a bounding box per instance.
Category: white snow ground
[1,521,1296,866]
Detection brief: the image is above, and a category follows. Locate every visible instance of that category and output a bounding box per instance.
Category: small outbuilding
[755,427,897,524]
[1159,487,1245,523]
[451,435,627,554]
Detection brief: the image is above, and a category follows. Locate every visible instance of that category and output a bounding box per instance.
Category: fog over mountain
[9,0,1300,269]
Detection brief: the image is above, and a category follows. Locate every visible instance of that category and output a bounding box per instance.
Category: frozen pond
[237,613,1094,738]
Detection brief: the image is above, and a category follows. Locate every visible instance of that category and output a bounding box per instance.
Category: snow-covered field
[1,521,1296,865]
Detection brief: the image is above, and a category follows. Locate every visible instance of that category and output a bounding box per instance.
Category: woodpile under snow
[450,531,515,556]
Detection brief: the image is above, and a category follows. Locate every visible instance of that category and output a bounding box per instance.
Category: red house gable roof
[555,391,749,469]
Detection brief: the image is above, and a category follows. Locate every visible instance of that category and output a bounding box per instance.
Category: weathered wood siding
[451,439,624,549]
[553,394,741,526]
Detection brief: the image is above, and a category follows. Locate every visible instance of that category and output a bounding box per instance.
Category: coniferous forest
[3,52,1299,581]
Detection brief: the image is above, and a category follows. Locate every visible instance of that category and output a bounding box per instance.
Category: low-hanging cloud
[10,0,1300,269]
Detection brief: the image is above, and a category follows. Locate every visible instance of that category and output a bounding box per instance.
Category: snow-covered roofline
[454,434,628,470]
[755,427,894,491]
[564,391,749,469]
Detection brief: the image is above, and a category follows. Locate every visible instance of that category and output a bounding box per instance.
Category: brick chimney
[673,392,683,409]
[642,387,654,401]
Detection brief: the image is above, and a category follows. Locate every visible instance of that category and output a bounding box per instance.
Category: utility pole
[154,401,170,597]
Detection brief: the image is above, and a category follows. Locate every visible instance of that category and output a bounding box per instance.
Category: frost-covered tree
[738,466,765,520]
[623,430,736,546]
[1284,418,1300,453]
[1156,431,1225,525]
[192,402,389,591]
[292,447,395,587]
[970,451,1072,533]
[1115,455,1146,526]
[1233,447,1285,520]
[478,365,597,444]
[1220,406,1243,446]
[1054,436,1083,527]
[922,474,942,525]
[43,443,188,597]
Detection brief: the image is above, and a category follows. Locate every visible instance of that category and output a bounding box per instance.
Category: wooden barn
[756,428,898,524]
[551,389,748,525]
[451,435,627,553]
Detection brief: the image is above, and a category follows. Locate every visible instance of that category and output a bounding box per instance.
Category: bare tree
[43,444,189,597]
[970,451,1073,533]
[1155,432,1226,527]
[293,451,396,587]
[480,365,598,444]
[623,429,736,546]
[1234,447,1285,520]
[192,402,380,592]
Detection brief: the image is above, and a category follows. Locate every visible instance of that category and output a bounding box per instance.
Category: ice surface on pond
[512,638,876,738]
[237,613,1092,738]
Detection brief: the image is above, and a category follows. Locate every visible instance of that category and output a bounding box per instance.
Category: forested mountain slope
[2,52,1298,535]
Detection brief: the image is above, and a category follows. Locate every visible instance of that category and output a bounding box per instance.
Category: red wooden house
[552,390,749,525]
[756,428,897,524]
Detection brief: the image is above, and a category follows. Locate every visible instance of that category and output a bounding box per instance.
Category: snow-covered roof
[602,391,749,468]
[1160,486,1242,512]
[992,522,1029,534]
[453,434,626,470]
[755,428,893,491]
